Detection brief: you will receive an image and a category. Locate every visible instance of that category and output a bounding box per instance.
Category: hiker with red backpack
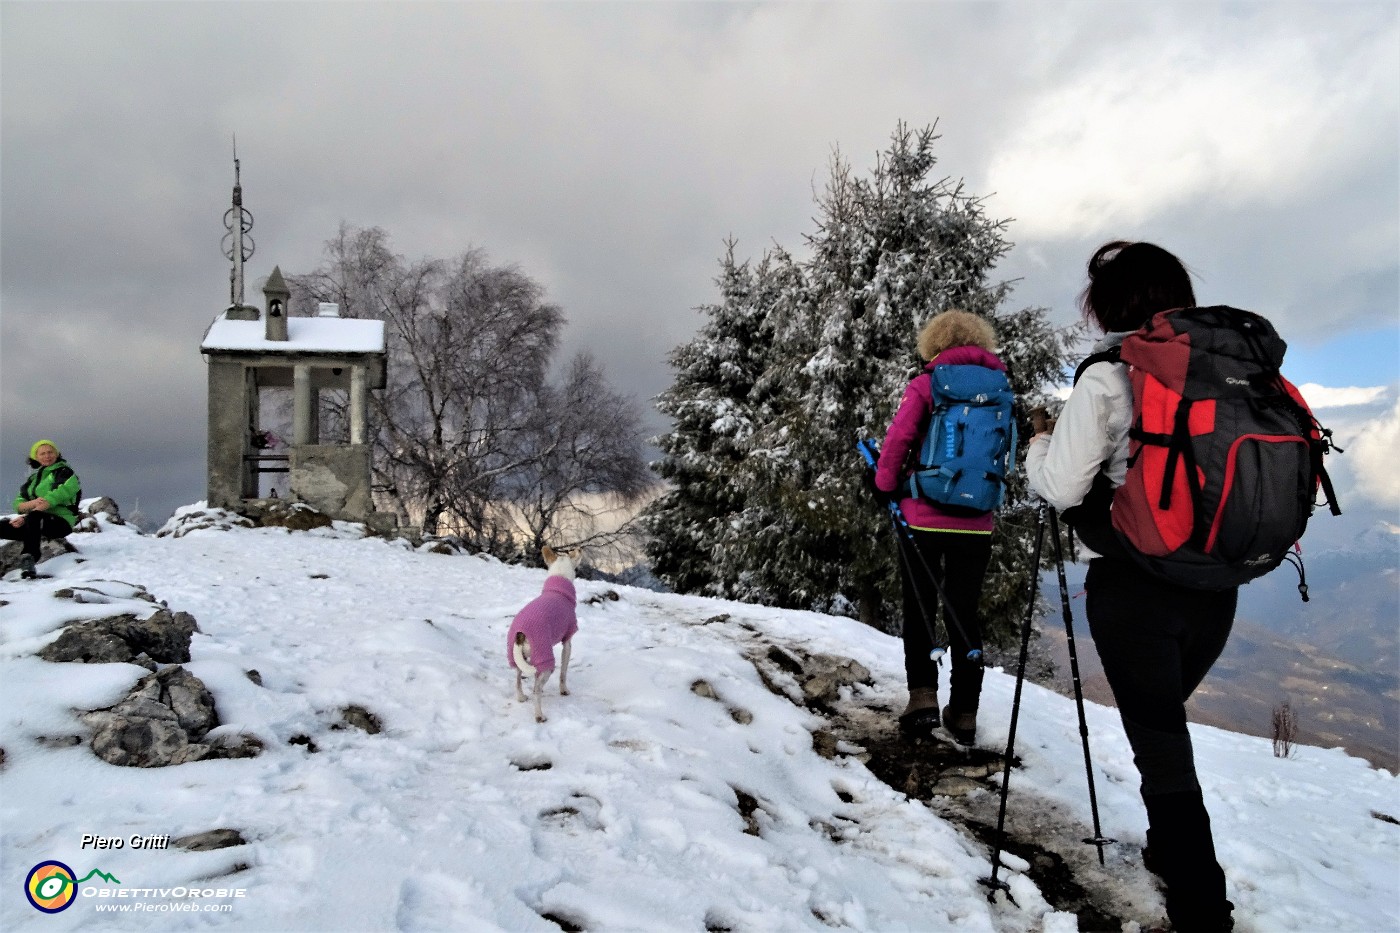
[1026,241,1340,932]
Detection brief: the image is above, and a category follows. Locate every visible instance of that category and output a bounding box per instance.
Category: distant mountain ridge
[1034,527,1399,774]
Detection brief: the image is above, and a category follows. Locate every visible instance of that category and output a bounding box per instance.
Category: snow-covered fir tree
[648,122,1078,647]
[978,302,1082,643]
[644,241,789,597]
[700,247,809,604]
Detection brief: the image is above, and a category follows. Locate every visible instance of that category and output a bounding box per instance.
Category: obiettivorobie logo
[24,861,121,913]
[24,858,247,916]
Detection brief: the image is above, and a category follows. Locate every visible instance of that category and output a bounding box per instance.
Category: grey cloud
[3,2,1395,528]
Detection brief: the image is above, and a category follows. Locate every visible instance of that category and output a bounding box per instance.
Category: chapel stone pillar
[293,364,314,446]
[350,365,369,445]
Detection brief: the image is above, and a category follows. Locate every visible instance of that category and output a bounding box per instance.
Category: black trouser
[1086,556,1237,931]
[900,529,991,714]
[0,513,72,559]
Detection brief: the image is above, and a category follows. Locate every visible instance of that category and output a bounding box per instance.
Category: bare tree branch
[287,225,653,554]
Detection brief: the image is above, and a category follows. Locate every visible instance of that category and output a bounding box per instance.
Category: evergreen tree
[751,123,1028,628]
[648,122,1078,647]
[702,247,809,604]
[979,303,1082,643]
[644,241,788,597]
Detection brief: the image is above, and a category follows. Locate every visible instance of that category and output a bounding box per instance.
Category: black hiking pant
[900,529,991,714]
[1086,556,1237,931]
[0,512,72,560]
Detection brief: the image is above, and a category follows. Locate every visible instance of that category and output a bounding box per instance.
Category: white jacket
[1025,332,1133,512]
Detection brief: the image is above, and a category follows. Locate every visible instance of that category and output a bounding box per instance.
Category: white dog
[508,546,581,722]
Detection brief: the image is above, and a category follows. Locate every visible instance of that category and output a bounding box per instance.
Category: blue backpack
[905,364,1017,514]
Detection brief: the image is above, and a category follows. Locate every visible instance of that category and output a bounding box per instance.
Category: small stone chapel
[199,157,397,534]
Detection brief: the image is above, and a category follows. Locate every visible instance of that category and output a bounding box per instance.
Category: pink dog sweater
[507,576,578,672]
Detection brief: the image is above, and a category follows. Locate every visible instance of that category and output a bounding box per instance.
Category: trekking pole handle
[857,438,905,524]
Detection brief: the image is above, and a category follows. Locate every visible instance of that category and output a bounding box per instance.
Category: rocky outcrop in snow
[39,608,199,666]
[29,581,262,768]
[80,666,261,767]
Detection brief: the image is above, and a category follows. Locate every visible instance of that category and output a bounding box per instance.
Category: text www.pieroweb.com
[93,901,234,913]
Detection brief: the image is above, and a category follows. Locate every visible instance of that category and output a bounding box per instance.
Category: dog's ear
[568,548,582,563]
[541,545,557,567]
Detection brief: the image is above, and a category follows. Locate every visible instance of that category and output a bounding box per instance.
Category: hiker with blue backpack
[1025,240,1338,932]
[869,309,1015,746]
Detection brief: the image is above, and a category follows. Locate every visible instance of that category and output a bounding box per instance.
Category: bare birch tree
[503,352,654,562]
[288,224,650,551]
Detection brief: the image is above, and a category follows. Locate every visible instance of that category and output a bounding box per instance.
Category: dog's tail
[513,632,537,676]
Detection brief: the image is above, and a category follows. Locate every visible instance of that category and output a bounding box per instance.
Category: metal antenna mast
[222,135,256,309]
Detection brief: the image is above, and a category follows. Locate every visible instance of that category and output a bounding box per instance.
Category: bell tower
[263,266,290,342]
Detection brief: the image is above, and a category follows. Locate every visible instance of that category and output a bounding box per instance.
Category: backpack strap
[1149,398,1206,513]
[1300,406,1345,517]
[1073,345,1122,385]
[1316,456,1342,516]
[1061,346,1128,531]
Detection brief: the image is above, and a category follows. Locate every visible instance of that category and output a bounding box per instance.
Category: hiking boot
[898,707,941,739]
[1142,844,1162,878]
[942,705,977,745]
[898,687,941,739]
[17,555,37,579]
[1144,790,1233,931]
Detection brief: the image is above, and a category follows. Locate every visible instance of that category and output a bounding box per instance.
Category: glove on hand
[863,470,895,508]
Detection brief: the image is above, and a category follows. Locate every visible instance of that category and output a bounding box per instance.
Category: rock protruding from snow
[174,828,247,851]
[80,667,260,767]
[799,654,873,705]
[336,704,382,735]
[38,609,199,665]
[76,497,125,529]
[156,500,339,537]
[250,499,334,531]
[754,643,873,707]
[157,504,255,538]
[0,539,77,576]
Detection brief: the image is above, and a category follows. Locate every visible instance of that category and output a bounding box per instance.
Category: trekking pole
[979,500,1047,902]
[857,439,951,661]
[892,518,983,664]
[890,519,949,660]
[1047,507,1115,865]
[857,439,983,665]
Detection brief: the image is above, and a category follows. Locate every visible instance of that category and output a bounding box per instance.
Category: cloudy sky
[2,1,1396,535]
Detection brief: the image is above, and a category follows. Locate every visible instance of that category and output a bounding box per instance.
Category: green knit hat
[29,439,59,461]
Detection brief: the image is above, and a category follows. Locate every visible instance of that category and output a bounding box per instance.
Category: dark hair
[1079,241,1196,333]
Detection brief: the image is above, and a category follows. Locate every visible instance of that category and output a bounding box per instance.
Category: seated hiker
[3,439,81,578]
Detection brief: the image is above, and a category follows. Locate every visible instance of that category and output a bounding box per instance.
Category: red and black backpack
[1073,306,1341,595]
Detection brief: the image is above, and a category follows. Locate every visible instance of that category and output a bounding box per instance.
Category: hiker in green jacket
[3,439,81,578]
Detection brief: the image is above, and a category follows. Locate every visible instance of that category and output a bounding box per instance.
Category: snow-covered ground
[2,508,1396,932]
